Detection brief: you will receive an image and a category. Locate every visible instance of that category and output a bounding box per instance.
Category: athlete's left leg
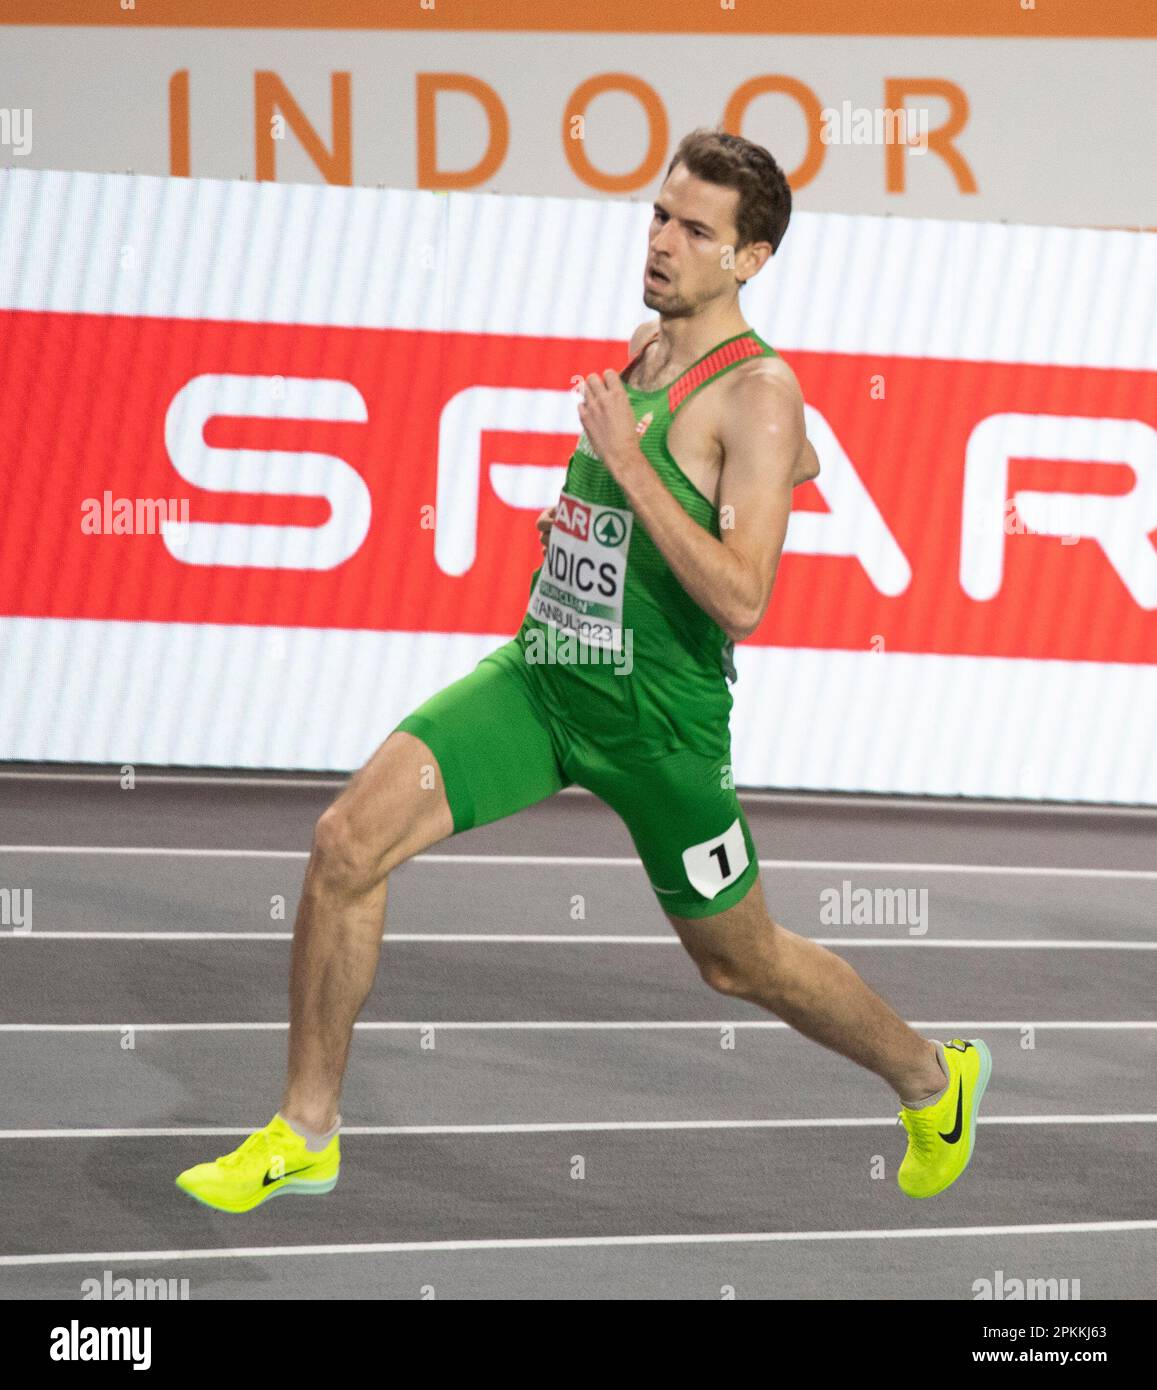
[577,738,945,1106]
[663,874,946,1105]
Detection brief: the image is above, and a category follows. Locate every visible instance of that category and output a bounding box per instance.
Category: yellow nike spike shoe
[897,1038,992,1199]
[175,1113,340,1214]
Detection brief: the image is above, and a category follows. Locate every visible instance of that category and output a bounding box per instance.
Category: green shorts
[392,639,759,920]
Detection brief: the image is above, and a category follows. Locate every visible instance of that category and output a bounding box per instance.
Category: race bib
[528,491,633,652]
[682,818,750,900]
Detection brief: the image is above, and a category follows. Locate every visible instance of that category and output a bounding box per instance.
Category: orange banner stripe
[2,0,1154,37]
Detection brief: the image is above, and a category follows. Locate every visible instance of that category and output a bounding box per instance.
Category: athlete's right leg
[280,641,570,1134]
[176,642,569,1211]
[279,726,456,1135]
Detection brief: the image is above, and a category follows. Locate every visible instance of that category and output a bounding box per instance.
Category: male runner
[177,127,990,1214]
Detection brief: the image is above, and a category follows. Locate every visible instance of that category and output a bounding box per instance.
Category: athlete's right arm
[538,320,661,552]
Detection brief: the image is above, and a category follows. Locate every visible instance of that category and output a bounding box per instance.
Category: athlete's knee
[310,803,386,898]
[694,925,784,999]
[697,955,749,997]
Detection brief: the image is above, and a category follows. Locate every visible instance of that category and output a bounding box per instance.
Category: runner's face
[644,167,743,318]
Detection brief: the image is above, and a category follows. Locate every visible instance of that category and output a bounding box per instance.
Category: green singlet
[394,327,778,918]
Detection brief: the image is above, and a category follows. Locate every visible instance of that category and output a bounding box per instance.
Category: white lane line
[2,1114,1155,1141]
[4,770,1155,816]
[0,1020,1154,1033]
[729,791,1157,817]
[0,772,346,788]
[3,1219,1156,1267]
[2,846,1155,879]
[0,846,307,859]
[424,856,1157,878]
[3,931,1156,949]
[1,932,297,941]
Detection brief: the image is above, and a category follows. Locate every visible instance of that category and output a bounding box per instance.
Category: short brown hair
[665,127,792,259]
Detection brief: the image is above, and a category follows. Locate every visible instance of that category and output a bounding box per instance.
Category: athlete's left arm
[584,367,799,643]
[795,434,821,486]
[713,370,801,639]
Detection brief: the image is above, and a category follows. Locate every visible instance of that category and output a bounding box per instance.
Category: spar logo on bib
[554,494,592,540]
[526,490,634,666]
[592,510,627,547]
